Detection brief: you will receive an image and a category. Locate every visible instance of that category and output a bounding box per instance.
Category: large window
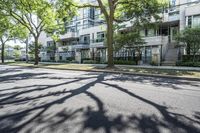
[188,16,192,28]
[96,32,105,42]
[187,15,200,28]
[193,15,200,27]
[80,34,90,44]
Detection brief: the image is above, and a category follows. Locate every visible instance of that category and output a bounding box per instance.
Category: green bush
[83,60,96,64]
[114,60,136,65]
[176,61,200,67]
[66,57,75,61]
[182,55,200,62]
[150,61,159,66]
[70,60,79,63]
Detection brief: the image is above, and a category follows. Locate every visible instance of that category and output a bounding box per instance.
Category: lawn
[1,62,200,78]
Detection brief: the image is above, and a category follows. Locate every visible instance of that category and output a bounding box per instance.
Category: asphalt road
[0,65,200,133]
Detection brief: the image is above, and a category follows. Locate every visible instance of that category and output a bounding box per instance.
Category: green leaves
[114,30,145,51]
[177,27,200,61]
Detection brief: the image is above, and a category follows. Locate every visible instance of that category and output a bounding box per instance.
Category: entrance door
[170,27,179,43]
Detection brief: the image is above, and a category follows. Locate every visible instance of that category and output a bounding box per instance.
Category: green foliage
[176,27,200,62]
[28,42,42,56]
[115,0,166,24]
[0,0,76,64]
[176,61,200,67]
[0,13,28,63]
[83,60,97,64]
[114,29,145,51]
[13,45,23,59]
[182,55,200,62]
[114,60,136,65]
[14,45,22,50]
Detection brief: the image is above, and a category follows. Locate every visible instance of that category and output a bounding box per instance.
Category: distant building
[0,45,14,60]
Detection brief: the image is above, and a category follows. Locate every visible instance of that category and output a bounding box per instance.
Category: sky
[7,40,26,48]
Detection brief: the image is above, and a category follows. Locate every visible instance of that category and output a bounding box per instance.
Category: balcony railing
[90,38,105,48]
[143,36,169,46]
[91,38,105,43]
[59,32,78,40]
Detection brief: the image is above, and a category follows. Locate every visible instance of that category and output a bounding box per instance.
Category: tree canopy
[0,13,28,63]
[0,0,76,65]
[176,27,200,62]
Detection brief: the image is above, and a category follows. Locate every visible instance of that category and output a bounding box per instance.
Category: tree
[28,42,42,60]
[0,14,27,63]
[0,0,75,65]
[72,0,166,68]
[13,45,22,59]
[176,27,200,62]
[114,28,146,64]
[0,15,11,63]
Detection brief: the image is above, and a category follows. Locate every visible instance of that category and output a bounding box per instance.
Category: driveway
[0,65,200,133]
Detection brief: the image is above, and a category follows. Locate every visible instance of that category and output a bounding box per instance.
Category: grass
[119,66,200,78]
[1,61,200,78]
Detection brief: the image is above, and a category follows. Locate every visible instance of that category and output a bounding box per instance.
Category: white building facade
[39,0,200,65]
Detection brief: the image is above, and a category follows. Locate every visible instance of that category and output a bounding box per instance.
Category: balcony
[143,36,169,46]
[59,32,78,40]
[168,12,180,22]
[90,38,105,48]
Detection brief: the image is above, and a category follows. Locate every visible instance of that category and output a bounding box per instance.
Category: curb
[5,64,200,81]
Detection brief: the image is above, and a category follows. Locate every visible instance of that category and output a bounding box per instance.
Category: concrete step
[162,60,176,66]
[163,44,178,66]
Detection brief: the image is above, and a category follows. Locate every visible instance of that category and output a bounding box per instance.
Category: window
[83,20,88,29]
[80,34,90,44]
[97,32,105,42]
[193,15,200,27]
[188,16,192,28]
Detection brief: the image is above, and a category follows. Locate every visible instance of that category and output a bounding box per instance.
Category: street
[0,65,200,133]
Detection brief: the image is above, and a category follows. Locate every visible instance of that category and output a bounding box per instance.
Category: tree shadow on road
[0,72,199,133]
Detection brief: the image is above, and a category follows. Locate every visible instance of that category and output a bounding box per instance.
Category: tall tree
[0,14,27,63]
[72,0,166,68]
[176,27,200,62]
[0,0,75,65]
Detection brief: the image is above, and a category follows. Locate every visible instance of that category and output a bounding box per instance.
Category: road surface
[0,65,200,133]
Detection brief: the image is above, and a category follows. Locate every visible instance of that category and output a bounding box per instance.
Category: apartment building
[39,0,200,65]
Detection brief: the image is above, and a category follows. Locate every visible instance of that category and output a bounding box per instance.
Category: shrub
[83,60,96,64]
[176,61,200,67]
[150,61,159,66]
[114,60,136,65]
[70,60,79,63]
[182,55,200,62]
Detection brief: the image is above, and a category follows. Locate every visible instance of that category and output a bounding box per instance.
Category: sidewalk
[3,62,200,80]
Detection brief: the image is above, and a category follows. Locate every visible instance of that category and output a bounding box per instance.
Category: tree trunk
[1,43,5,63]
[34,37,39,65]
[106,19,114,68]
[26,38,29,63]
[187,43,190,55]
[53,41,56,61]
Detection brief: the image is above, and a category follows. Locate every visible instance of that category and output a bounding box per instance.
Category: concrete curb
[5,64,200,81]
